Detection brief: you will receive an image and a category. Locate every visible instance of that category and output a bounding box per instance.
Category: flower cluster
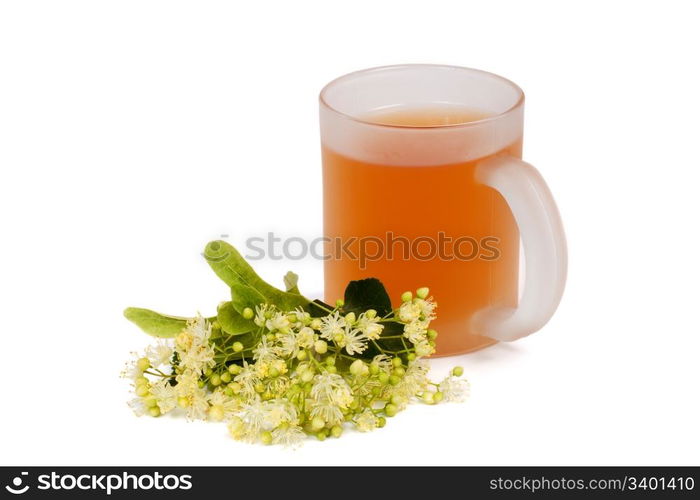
[123,287,469,447]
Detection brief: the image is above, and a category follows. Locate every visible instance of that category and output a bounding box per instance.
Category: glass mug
[320,65,567,356]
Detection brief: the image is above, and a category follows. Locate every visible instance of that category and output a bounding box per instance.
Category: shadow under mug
[320,65,567,356]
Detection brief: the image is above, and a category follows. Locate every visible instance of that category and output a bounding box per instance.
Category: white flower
[176,316,216,375]
[309,402,344,426]
[187,314,212,344]
[403,320,428,344]
[252,337,278,365]
[398,302,421,323]
[150,380,177,413]
[343,328,369,356]
[254,304,271,327]
[356,313,384,340]
[267,375,291,396]
[228,416,246,440]
[234,363,260,400]
[415,339,435,357]
[185,386,210,421]
[175,370,199,395]
[372,354,393,374]
[310,373,353,408]
[173,370,210,420]
[274,330,298,358]
[439,376,470,402]
[272,423,306,448]
[263,399,298,427]
[179,342,216,375]
[238,401,269,440]
[120,352,144,381]
[389,359,430,400]
[319,311,346,340]
[265,312,290,332]
[414,298,437,321]
[295,326,316,349]
[236,399,298,442]
[146,341,174,368]
[207,390,240,420]
[355,409,378,432]
[127,397,147,416]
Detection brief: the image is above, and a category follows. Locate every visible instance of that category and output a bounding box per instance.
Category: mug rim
[319,64,525,130]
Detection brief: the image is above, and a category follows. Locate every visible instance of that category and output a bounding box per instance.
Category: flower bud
[260,431,273,445]
[311,416,325,431]
[314,340,328,354]
[416,287,429,299]
[242,307,254,320]
[452,366,464,377]
[401,291,413,302]
[135,385,150,398]
[349,359,366,376]
[384,403,398,417]
[136,357,151,372]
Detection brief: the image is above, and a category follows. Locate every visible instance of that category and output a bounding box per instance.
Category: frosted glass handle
[473,156,567,342]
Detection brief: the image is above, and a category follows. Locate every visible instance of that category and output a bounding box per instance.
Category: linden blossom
[121,240,470,446]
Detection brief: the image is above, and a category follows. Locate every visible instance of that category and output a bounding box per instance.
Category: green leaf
[203,240,310,311]
[124,307,191,338]
[343,278,392,317]
[217,301,254,335]
[230,281,267,315]
[283,271,300,294]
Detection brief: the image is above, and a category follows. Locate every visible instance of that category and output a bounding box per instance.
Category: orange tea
[322,105,522,355]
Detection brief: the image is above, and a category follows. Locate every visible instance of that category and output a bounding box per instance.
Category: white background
[1,0,699,466]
